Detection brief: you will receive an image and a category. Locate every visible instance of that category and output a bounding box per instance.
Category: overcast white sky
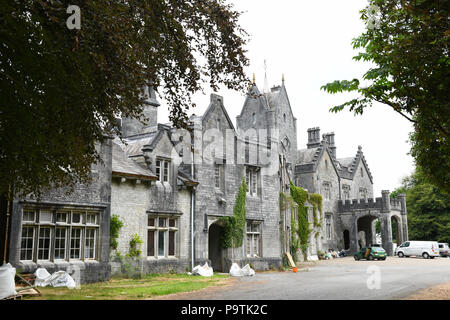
[158,0,415,196]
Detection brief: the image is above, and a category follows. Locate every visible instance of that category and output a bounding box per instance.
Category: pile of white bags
[229,263,255,277]
[0,263,17,299]
[191,262,214,277]
[34,268,76,289]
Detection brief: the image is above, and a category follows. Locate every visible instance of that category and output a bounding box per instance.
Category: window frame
[245,166,260,197]
[214,163,222,190]
[246,221,262,258]
[147,215,179,259]
[19,208,100,263]
[155,158,171,183]
[325,214,333,240]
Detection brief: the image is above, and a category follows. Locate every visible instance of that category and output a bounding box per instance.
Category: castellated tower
[121,85,160,137]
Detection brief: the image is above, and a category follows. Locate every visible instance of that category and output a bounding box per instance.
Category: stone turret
[381,190,391,213]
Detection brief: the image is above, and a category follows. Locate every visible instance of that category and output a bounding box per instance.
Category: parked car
[438,243,449,257]
[395,241,440,259]
[354,246,387,261]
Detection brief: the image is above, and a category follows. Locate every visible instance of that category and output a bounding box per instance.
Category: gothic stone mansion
[6,81,408,283]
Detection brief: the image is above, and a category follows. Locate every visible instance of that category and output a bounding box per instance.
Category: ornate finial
[282,73,285,84]
[358,145,362,151]
[252,73,256,84]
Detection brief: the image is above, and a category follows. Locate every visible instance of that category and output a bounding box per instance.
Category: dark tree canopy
[0,0,249,198]
[392,167,450,244]
[321,0,450,193]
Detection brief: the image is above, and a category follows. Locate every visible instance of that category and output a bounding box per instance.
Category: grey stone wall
[9,139,112,284]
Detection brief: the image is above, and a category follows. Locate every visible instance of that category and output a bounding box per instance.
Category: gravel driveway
[154,256,450,300]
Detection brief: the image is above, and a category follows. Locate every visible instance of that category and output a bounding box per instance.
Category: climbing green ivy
[290,209,300,263]
[110,214,124,252]
[309,193,323,227]
[221,178,247,249]
[127,233,143,258]
[289,181,311,260]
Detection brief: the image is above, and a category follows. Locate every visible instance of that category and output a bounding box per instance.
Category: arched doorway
[343,230,350,250]
[208,222,224,272]
[391,215,402,246]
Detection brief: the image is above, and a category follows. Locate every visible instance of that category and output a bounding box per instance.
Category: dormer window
[217,118,220,130]
[252,113,256,125]
[360,167,364,177]
[283,114,286,123]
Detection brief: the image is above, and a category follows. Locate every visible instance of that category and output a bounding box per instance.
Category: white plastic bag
[229,263,255,277]
[0,263,17,299]
[34,267,76,289]
[192,262,213,277]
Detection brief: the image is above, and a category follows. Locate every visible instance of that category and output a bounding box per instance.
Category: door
[208,223,224,272]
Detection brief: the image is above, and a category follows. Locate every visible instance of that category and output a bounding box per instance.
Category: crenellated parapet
[338,190,405,214]
[338,197,382,212]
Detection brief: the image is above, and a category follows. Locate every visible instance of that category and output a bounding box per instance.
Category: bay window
[19,208,100,263]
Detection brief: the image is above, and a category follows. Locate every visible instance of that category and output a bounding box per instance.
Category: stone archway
[357,215,379,249]
[390,214,403,246]
[208,222,225,272]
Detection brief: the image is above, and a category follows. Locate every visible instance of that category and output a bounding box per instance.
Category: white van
[438,243,449,257]
[395,241,440,259]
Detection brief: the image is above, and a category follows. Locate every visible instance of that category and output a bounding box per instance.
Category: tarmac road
[157,256,450,300]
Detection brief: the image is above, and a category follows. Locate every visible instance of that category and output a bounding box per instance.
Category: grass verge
[24,273,230,300]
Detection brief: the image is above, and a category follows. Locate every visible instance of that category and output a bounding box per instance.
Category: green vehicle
[354,246,387,261]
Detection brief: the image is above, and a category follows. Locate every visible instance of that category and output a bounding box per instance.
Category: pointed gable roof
[295,141,340,176]
[264,83,296,121]
[202,94,235,130]
[337,146,374,183]
[237,83,270,119]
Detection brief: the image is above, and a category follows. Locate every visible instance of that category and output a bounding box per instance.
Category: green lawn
[25,273,230,300]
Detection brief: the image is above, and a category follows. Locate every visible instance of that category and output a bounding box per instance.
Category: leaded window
[19,208,100,263]
[147,216,178,258]
[246,221,261,258]
[245,167,260,197]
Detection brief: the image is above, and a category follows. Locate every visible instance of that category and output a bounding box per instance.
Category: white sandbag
[307,255,319,261]
[0,263,17,299]
[229,263,255,277]
[241,264,255,276]
[192,262,213,277]
[229,263,244,277]
[34,267,76,289]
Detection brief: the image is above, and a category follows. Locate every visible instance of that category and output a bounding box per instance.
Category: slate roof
[177,167,199,186]
[296,148,319,164]
[112,142,157,180]
[295,142,373,183]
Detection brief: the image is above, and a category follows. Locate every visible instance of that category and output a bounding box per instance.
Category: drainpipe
[190,132,195,271]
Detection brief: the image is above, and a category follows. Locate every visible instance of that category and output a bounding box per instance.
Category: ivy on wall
[289,181,311,260]
[110,214,124,253]
[220,178,247,249]
[127,233,143,258]
[309,193,323,228]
